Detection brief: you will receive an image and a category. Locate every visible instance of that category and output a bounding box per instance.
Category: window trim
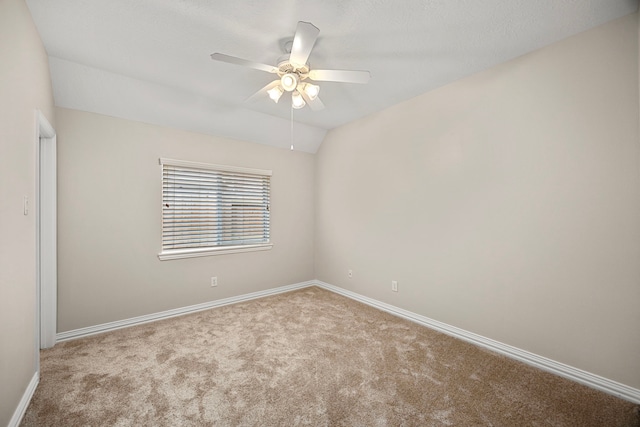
[158,158,273,261]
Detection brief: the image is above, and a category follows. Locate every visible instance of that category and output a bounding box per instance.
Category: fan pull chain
[290,102,294,151]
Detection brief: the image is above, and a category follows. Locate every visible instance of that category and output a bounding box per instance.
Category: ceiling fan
[211,21,371,111]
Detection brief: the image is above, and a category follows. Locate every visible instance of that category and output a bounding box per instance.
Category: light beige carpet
[22,286,639,426]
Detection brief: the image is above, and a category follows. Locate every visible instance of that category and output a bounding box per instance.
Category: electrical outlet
[348,269,353,278]
[211,276,218,287]
[391,280,398,292]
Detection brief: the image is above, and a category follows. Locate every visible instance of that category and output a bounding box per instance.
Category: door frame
[35,110,57,358]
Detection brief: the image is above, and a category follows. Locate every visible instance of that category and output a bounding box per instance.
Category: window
[159,158,272,260]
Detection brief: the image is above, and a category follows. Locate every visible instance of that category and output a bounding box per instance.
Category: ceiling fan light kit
[280,73,299,92]
[267,85,284,103]
[291,90,306,109]
[302,83,319,100]
[211,21,371,111]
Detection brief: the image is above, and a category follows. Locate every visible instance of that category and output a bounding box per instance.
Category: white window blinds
[159,158,272,260]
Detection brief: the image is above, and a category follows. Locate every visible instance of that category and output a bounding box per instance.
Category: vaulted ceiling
[26,0,638,153]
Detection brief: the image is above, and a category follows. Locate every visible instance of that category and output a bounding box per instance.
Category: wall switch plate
[211,277,218,287]
[391,280,398,292]
[348,269,353,278]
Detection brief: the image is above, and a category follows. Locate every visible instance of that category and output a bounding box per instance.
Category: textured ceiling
[26,0,638,153]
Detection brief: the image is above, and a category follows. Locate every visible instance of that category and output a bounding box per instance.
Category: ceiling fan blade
[308,69,371,84]
[211,53,278,74]
[289,21,320,68]
[245,80,281,103]
[299,91,325,111]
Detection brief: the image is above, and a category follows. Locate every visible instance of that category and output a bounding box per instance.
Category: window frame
[158,158,272,261]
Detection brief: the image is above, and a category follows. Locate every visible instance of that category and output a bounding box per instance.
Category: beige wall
[55,108,315,332]
[0,0,55,424]
[315,13,640,389]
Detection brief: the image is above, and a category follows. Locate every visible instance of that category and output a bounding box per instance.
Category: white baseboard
[8,371,38,427]
[314,280,640,405]
[56,280,315,342]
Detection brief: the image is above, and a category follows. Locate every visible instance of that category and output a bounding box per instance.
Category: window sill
[158,243,273,261]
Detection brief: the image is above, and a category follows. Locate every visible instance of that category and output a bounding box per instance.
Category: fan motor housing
[277,57,309,80]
